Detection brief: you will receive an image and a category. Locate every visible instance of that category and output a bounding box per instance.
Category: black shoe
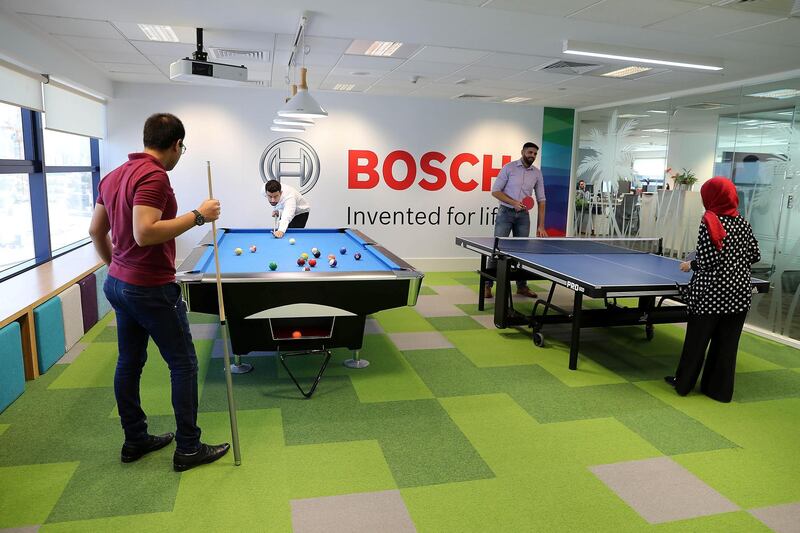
[121,432,175,463]
[664,376,677,388]
[173,443,230,472]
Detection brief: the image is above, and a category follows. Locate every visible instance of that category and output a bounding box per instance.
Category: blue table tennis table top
[458,237,694,295]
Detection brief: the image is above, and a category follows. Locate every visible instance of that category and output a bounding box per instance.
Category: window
[0,173,34,272]
[632,158,666,187]
[0,102,24,160]
[44,129,91,166]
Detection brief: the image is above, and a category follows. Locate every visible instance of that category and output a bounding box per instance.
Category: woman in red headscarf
[665,176,761,402]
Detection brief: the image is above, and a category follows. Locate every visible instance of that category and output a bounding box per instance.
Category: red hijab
[700,176,739,250]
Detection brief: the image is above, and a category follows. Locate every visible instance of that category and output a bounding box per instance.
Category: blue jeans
[104,275,201,453]
[486,206,530,289]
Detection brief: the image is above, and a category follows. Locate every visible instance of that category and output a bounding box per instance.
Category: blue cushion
[33,297,66,373]
[94,264,112,318]
[0,322,25,413]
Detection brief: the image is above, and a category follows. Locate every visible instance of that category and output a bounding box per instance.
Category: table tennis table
[455,237,770,370]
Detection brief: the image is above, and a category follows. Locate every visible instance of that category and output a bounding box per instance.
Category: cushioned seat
[60,284,84,350]
[0,322,25,413]
[78,273,98,332]
[94,264,112,318]
[33,297,66,373]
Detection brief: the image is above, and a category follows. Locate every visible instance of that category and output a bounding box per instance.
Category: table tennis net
[493,237,662,255]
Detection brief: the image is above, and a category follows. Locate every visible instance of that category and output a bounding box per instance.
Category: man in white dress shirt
[263,180,311,238]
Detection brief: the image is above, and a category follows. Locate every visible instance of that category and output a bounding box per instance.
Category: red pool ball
[297,257,306,266]
[308,258,317,267]
[292,330,302,338]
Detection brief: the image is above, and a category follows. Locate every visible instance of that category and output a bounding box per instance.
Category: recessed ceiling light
[503,97,531,103]
[642,128,668,133]
[563,40,723,71]
[647,110,668,114]
[602,66,652,78]
[350,71,371,76]
[364,41,404,57]
[747,89,800,100]
[618,113,650,118]
[334,84,356,91]
[137,24,179,42]
[777,111,795,116]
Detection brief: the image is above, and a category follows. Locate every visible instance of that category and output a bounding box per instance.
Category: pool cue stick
[206,161,242,466]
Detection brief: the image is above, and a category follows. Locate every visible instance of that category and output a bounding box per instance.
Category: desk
[176,228,423,394]
[456,237,769,370]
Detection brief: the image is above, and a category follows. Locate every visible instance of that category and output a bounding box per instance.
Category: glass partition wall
[573,77,800,341]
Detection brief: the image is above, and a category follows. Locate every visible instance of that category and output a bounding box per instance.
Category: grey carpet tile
[413,296,467,318]
[389,332,454,351]
[364,318,385,335]
[189,323,220,341]
[56,343,88,365]
[590,457,739,524]
[749,502,800,533]
[291,490,416,533]
[428,285,481,304]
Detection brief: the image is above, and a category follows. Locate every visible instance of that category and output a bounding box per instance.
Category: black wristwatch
[192,209,205,226]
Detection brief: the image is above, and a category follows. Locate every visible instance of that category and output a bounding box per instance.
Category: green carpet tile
[0,270,798,531]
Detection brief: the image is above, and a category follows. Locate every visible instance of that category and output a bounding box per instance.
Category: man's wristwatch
[192,209,205,226]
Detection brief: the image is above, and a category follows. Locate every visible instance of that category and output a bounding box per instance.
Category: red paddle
[521,196,534,210]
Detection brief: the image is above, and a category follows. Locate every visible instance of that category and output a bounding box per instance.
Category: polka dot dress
[685,216,761,315]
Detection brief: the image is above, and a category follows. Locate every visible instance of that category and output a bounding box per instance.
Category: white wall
[106,83,543,269]
[666,113,718,186]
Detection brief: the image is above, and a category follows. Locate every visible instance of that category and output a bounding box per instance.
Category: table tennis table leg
[478,255,487,311]
[569,292,583,370]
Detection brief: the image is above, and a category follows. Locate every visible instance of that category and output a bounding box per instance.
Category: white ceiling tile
[110,72,169,83]
[96,62,161,74]
[55,35,139,52]
[647,5,785,35]
[326,67,388,79]
[483,0,609,17]
[432,0,486,6]
[723,17,800,46]
[112,22,196,43]
[410,46,489,64]
[570,0,702,27]
[202,29,276,50]
[474,52,557,70]
[21,14,121,39]
[371,76,433,88]
[467,78,546,91]
[336,55,406,70]
[442,64,521,81]
[128,40,196,57]
[80,50,149,64]
[365,85,415,96]
[411,84,479,97]
[319,78,370,91]
[394,60,466,76]
[274,35,352,54]
[299,51,343,67]
[557,75,623,89]
[507,70,578,85]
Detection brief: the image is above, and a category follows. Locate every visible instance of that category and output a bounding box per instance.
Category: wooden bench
[0,244,103,380]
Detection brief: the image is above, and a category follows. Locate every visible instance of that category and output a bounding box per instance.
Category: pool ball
[311,247,319,255]
[340,247,347,254]
[354,252,362,260]
[301,252,309,259]
[312,249,321,258]
[268,262,278,271]
[292,330,302,338]
[308,258,317,267]
[304,266,311,271]
[297,257,306,266]
[289,238,296,245]
[328,253,336,260]
[234,248,243,255]
[329,258,337,267]
[249,245,257,253]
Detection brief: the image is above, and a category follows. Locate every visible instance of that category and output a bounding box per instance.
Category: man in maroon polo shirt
[88,113,229,472]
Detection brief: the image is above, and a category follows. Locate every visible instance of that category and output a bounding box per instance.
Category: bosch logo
[259,138,320,194]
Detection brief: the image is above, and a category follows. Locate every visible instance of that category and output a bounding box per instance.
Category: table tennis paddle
[521,196,534,210]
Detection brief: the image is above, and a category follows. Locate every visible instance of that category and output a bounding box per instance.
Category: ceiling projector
[169,27,248,85]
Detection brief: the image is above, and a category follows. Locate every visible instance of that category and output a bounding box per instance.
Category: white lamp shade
[274,117,314,127]
[270,124,305,132]
[277,89,328,119]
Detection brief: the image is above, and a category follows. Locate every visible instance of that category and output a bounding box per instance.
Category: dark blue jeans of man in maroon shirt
[104,275,201,453]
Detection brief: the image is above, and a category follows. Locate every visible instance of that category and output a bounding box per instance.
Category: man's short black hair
[143,113,185,150]
[265,180,282,194]
[523,142,539,151]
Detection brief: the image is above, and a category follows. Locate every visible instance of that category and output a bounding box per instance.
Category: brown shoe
[516,287,537,298]
[483,286,493,299]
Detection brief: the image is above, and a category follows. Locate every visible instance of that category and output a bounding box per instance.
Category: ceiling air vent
[680,102,734,110]
[539,60,602,75]
[209,48,268,62]
[454,93,494,100]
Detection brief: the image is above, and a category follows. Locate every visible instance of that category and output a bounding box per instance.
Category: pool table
[176,228,423,358]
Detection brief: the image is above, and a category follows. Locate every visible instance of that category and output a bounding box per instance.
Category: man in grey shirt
[485,141,547,299]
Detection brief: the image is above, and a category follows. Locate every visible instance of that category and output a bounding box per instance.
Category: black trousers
[288,211,309,228]
[674,311,748,403]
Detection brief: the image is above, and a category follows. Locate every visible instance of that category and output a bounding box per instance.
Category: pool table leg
[344,350,370,369]
[230,353,254,374]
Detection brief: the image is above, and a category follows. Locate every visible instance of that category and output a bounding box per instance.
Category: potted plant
[672,168,697,190]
